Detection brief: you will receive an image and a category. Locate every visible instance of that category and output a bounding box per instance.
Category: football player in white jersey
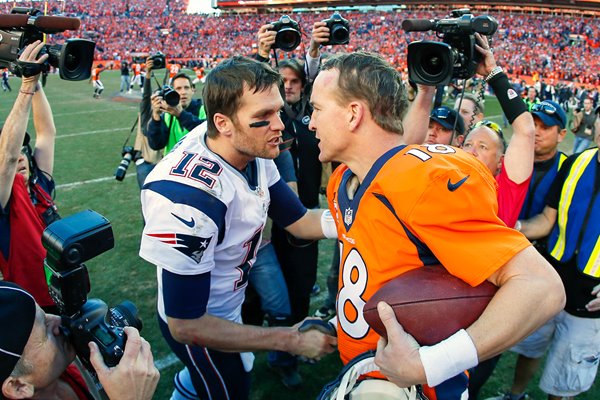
[139,56,337,400]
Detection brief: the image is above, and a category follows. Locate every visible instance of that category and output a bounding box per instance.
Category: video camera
[322,12,350,46]
[0,7,95,81]
[43,210,142,373]
[403,9,498,86]
[269,15,301,52]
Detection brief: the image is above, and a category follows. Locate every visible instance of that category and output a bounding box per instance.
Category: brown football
[363,265,497,346]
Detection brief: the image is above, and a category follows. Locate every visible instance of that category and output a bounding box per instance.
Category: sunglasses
[474,119,507,151]
[431,107,453,119]
[531,102,558,115]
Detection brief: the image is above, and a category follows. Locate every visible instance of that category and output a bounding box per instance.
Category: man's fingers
[88,341,109,376]
[377,301,405,342]
[121,327,143,364]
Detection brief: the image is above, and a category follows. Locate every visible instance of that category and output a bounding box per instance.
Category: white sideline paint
[57,127,130,139]
[56,174,135,189]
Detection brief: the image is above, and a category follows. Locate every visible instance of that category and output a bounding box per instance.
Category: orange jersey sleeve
[327,144,531,365]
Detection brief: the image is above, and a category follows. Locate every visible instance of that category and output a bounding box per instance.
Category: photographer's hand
[162,102,184,118]
[150,93,163,121]
[18,41,48,87]
[145,58,153,74]
[89,327,159,400]
[257,24,276,59]
[474,33,498,78]
[309,21,330,58]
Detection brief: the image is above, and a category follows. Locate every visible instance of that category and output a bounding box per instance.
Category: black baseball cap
[0,282,36,385]
[430,106,465,135]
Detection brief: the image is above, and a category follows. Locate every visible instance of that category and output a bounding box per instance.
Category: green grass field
[1,70,597,399]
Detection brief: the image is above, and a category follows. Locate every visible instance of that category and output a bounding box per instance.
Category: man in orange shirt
[310,51,565,399]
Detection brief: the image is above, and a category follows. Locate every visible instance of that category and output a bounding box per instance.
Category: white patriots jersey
[139,122,280,323]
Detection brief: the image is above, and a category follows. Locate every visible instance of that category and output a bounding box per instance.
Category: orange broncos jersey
[327,144,530,383]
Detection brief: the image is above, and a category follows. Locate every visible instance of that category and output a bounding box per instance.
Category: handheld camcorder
[149,51,166,69]
[323,12,350,46]
[43,209,142,373]
[114,145,140,181]
[403,9,498,86]
[0,7,96,81]
[269,15,301,52]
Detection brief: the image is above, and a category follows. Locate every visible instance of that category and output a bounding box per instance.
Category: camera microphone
[402,19,436,32]
[0,14,81,32]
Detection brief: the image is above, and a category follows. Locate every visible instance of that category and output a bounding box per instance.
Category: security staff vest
[164,105,206,155]
[519,152,567,220]
[548,148,600,277]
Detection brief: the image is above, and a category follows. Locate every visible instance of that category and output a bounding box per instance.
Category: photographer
[146,72,205,155]
[0,281,159,400]
[0,41,59,312]
[570,96,595,153]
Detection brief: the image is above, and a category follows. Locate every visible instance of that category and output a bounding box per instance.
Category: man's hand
[145,58,154,74]
[309,21,330,58]
[473,33,498,78]
[151,93,182,119]
[257,24,276,58]
[374,302,426,388]
[288,317,337,360]
[586,284,600,312]
[89,327,159,400]
[17,41,48,86]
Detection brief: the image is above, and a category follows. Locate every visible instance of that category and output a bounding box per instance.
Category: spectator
[120,60,130,93]
[570,96,595,153]
[1,68,11,92]
[424,106,465,146]
[455,92,485,134]
[0,281,159,400]
[0,41,60,312]
[146,72,205,155]
[524,86,540,111]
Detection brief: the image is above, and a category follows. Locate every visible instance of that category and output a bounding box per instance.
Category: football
[363,265,498,346]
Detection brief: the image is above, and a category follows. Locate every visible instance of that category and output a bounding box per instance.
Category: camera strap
[10,60,46,78]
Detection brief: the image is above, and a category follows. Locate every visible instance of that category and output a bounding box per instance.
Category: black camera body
[43,210,142,372]
[0,7,95,81]
[404,9,498,86]
[115,145,139,181]
[149,52,166,69]
[269,15,301,52]
[156,85,180,107]
[323,12,350,46]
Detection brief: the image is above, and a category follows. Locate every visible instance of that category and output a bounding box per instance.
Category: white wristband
[418,329,479,387]
[320,209,338,239]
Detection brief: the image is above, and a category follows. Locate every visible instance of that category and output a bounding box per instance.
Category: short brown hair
[202,56,283,138]
[320,52,407,135]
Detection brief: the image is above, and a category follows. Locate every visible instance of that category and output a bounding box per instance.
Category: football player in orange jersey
[309,50,565,399]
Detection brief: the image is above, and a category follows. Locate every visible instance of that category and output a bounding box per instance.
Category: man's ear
[2,376,35,399]
[348,101,365,131]
[213,113,232,136]
[557,128,567,143]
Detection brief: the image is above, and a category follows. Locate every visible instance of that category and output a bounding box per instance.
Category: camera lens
[330,24,350,45]
[276,28,301,52]
[422,53,444,77]
[109,300,143,331]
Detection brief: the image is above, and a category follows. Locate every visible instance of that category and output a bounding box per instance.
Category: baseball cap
[531,100,566,129]
[0,282,36,385]
[430,106,465,135]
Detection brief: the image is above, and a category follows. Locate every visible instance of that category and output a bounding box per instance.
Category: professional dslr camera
[322,12,350,46]
[403,9,498,86]
[149,51,166,69]
[0,7,95,81]
[43,210,142,373]
[155,84,180,107]
[269,15,301,52]
[114,145,141,181]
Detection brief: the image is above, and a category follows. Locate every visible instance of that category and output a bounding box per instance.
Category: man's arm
[168,313,336,359]
[30,84,56,176]
[402,85,436,145]
[284,208,330,240]
[519,205,557,239]
[375,246,565,388]
[256,24,276,61]
[306,21,329,82]
[0,41,48,209]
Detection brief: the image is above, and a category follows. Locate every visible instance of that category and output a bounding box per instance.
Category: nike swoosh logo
[171,213,195,228]
[447,175,470,192]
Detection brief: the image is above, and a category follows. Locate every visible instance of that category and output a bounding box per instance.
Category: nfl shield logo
[344,208,353,225]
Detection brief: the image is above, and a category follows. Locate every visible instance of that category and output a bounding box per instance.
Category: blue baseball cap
[531,100,566,129]
[430,106,465,135]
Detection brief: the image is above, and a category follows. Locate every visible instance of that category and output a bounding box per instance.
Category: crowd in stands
[2,2,600,85]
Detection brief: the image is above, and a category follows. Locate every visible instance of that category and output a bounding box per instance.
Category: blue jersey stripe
[143,180,227,242]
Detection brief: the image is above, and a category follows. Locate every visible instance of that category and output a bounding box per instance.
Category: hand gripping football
[363,265,497,346]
